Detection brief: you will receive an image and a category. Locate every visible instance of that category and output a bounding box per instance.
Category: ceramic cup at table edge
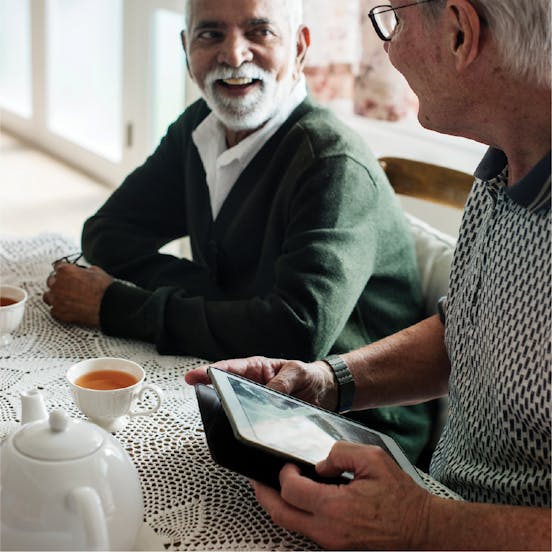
[66,357,163,433]
[0,285,28,347]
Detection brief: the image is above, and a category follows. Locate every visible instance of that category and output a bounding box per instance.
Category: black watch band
[322,354,355,413]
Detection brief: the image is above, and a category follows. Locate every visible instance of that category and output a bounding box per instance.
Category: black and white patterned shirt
[430,148,551,507]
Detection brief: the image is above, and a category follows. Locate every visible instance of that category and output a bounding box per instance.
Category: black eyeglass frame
[52,252,86,269]
[368,0,436,41]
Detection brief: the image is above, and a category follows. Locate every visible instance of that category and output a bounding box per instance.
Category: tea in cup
[67,357,163,432]
[0,285,28,346]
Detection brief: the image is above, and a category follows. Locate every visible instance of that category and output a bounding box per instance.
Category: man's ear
[445,0,483,71]
[180,30,193,79]
[180,29,188,54]
[293,25,311,78]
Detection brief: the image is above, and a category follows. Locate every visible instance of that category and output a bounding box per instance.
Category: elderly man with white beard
[43,0,432,461]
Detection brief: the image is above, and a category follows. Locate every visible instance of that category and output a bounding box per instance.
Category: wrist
[406,491,435,550]
[321,354,355,413]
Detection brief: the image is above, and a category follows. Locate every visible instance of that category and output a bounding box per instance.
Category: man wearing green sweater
[44,0,430,461]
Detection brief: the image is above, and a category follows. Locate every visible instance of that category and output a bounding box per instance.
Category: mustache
[205,63,273,85]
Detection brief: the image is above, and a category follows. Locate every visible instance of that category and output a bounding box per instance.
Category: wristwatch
[322,355,355,413]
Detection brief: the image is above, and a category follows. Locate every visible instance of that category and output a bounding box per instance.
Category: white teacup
[67,357,163,432]
[0,285,28,347]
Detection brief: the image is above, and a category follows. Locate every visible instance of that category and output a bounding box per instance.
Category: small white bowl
[0,285,28,346]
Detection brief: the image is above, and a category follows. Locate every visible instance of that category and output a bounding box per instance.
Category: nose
[217,30,254,67]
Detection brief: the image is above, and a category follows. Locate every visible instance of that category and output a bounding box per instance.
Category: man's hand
[184,355,338,410]
[251,441,432,550]
[43,262,114,327]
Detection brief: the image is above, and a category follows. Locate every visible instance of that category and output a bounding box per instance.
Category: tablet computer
[206,367,425,488]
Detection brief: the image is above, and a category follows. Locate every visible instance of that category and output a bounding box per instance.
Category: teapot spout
[20,388,48,424]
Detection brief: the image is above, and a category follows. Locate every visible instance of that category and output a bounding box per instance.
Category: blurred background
[0,0,486,244]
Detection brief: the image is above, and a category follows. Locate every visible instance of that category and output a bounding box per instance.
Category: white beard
[201,63,296,131]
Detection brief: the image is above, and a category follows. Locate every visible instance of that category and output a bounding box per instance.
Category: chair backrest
[379,156,474,210]
[379,157,474,317]
[405,213,456,317]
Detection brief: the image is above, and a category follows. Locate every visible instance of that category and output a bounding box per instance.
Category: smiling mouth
[218,77,261,88]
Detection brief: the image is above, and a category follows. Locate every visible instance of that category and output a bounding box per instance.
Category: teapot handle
[67,486,109,551]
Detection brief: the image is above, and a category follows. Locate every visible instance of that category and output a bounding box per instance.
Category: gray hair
[184,0,303,35]
[421,0,551,88]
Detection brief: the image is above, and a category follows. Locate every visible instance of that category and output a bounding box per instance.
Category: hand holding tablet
[195,367,426,489]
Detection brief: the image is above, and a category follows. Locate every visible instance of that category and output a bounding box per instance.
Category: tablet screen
[212,369,395,466]
[230,376,395,464]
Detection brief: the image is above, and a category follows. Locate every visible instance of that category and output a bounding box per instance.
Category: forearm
[340,314,450,409]
[421,496,551,550]
[82,112,196,288]
[84,221,223,296]
[84,220,172,279]
[101,284,342,360]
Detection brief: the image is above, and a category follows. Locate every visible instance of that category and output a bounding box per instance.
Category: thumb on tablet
[317,442,396,480]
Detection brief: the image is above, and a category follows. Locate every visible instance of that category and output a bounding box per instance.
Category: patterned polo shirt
[430,148,551,507]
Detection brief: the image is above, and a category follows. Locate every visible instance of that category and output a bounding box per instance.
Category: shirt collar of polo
[475,147,551,213]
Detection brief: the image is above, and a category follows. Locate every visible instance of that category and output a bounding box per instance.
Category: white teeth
[222,77,254,85]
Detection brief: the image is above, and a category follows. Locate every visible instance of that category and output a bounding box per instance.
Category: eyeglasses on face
[368,0,436,41]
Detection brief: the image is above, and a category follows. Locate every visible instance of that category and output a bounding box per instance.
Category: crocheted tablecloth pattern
[0,233,461,551]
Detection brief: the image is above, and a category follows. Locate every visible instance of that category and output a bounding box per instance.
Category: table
[0,233,461,551]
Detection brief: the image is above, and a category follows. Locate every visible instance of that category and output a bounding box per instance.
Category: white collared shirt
[192,75,308,219]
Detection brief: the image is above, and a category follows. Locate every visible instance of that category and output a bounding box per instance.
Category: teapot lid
[13,410,104,461]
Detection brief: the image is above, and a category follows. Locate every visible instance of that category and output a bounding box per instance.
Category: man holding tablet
[199,366,429,490]
[186,0,551,548]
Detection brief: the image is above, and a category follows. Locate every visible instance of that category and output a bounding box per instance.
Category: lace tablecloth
[0,233,461,551]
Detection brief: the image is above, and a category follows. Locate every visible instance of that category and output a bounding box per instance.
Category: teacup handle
[130,383,163,417]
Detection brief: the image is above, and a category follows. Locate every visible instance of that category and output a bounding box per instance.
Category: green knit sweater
[83,97,430,460]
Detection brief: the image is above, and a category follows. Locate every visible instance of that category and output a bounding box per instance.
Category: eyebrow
[193,17,273,31]
[247,18,272,26]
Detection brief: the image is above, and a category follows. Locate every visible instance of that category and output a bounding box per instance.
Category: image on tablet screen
[228,377,393,465]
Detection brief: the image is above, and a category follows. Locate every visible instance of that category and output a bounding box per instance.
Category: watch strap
[322,354,355,413]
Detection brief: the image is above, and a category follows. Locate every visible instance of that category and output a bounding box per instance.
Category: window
[47,0,123,161]
[0,0,32,118]
[0,0,197,187]
[151,9,187,150]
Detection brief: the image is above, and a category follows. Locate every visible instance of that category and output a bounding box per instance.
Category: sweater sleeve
[99,155,383,361]
[81,108,224,298]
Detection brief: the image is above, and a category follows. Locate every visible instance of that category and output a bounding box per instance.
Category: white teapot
[0,389,144,551]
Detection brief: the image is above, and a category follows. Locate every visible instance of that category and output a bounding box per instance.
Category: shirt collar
[192,75,308,169]
[475,147,551,213]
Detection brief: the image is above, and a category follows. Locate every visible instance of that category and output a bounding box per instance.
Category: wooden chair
[378,157,474,469]
[379,156,474,317]
[379,156,474,210]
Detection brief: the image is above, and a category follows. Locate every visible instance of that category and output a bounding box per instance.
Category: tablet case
[194,383,348,490]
